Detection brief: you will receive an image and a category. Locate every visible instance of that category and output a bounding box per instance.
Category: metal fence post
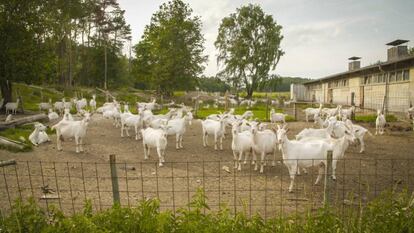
[324,150,333,206]
[109,154,120,204]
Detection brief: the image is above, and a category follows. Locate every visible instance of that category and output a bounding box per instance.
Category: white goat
[340,106,355,120]
[54,99,65,114]
[295,122,333,141]
[52,112,92,153]
[121,109,144,140]
[303,104,322,122]
[250,122,278,173]
[201,115,227,150]
[166,112,193,149]
[5,99,20,115]
[141,125,169,167]
[38,99,52,112]
[276,125,333,192]
[344,120,372,153]
[29,123,51,146]
[75,98,88,112]
[63,108,74,121]
[322,105,341,117]
[231,122,254,171]
[270,109,287,123]
[5,114,12,122]
[375,110,386,135]
[299,131,356,181]
[89,95,97,112]
[48,109,59,121]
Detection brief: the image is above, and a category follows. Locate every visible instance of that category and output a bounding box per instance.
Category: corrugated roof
[304,55,414,84]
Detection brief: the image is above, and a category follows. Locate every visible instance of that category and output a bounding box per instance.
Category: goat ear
[277,124,281,130]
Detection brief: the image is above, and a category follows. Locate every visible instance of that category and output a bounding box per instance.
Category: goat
[303,104,322,122]
[276,124,333,192]
[166,112,193,149]
[38,99,52,112]
[63,108,74,121]
[298,130,356,181]
[250,122,278,173]
[48,109,59,121]
[89,95,97,112]
[375,110,386,135]
[52,112,92,153]
[54,99,65,115]
[75,98,88,113]
[295,122,334,141]
[201,115,227,150]
[231,121,254,171]
[5,99,20,115]
[141,124,170,167]
[270,109,287,123]
[345,120,372,153]
[322,105,341,117]
[340,106,355,120]
[29,123,51,146]
[121,109,144,140]
[5,114,12,122]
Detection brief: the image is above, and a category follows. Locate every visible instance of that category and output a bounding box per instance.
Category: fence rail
[1,156,413,218]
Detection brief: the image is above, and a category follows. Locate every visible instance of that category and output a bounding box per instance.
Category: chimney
[386,39,409,61]
[348,56,361,71]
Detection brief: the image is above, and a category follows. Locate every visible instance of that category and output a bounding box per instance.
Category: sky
[118,0,414,79]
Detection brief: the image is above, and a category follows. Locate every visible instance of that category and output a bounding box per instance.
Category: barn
[298,40,414,112]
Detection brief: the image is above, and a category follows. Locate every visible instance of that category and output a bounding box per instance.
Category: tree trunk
[104,41,107,90]
[246,87,253,99]
[0,80,12,110]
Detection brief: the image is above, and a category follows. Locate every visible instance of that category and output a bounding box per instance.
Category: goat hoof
[288,189,294,193]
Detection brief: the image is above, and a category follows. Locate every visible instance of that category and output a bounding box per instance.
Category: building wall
[304,66,414,112]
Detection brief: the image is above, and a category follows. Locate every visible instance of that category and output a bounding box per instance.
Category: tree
[132,0,207,96]
[215,4,284,99]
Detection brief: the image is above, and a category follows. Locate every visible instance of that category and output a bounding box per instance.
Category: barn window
[396,71,403,81]
[389,72,396,82]
[403,70,410,81]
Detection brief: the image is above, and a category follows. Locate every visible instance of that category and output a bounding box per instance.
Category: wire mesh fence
[1,156,413,218]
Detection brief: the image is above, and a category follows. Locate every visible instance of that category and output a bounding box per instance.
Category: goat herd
[11,94,402,193]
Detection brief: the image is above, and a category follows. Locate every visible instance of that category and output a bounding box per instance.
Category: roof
[304,55,414,85]
[348,56,361,60]
[386,39,409,46]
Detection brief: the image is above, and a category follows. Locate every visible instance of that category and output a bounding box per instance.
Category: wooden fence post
[293,102,297,121]
[324,150,333,206]
[109,154,120,204]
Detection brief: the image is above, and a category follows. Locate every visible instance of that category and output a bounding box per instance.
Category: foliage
[0,0,131,107]
[355,114,398,123]
[1,189,414,232]
[132,0,207,96]
[198,76,230,93]
[215,4,284,98]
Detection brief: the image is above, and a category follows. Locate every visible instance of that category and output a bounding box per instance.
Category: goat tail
[366,130,374,137]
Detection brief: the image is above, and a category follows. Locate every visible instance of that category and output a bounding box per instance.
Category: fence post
[293,102,297,121]
[324,150,333,206]
[109,154,120,204]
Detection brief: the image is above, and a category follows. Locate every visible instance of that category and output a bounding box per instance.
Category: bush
[1,189,413,232]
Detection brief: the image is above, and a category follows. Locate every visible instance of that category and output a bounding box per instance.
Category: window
[396,71,402,81]
[403,70,410,81]
[389,72,396,82]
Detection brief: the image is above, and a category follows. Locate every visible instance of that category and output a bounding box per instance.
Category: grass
[0,125,36,152]
[1,189,413,232]
[355,114,398,123]
[194,104,295,122]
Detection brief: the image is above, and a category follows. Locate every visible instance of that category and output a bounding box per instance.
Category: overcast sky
[118,0,414,79]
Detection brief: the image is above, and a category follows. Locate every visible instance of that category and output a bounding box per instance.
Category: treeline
[0,0,131,104]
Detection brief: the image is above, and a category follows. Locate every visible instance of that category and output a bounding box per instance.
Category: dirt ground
[1,113,414,218]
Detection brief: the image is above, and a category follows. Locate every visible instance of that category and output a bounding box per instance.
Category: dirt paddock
[1,114,414,217]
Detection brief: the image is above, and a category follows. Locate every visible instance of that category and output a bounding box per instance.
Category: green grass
[194,105,295,122]
[355,114,398,123]
[1,189,413,232]
[0,125,35,152]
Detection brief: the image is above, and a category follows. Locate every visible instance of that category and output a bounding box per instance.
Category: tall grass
[1,189,413,232]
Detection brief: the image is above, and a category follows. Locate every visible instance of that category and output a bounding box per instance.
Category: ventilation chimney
[348,56,361,71]
[386,39,409,61]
